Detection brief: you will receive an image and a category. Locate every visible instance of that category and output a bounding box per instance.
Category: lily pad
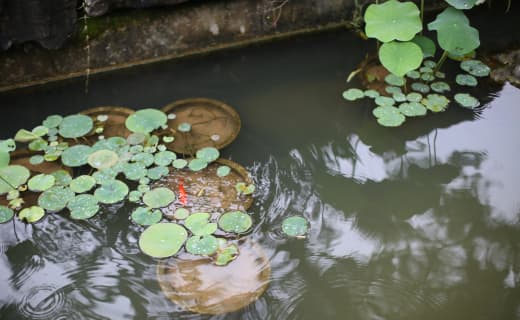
[444,0,478,10]
[422,94,450,112]
[460,60,490,77]
[177,122,191,133]
[218,211,252,234]
[379,41,423,77]
[122,162,147,181]
[375,96,395,107]
[132,152,155,167]
[61,144,92,167]
[186,235,219,256]
[68,194,100,219]
[14,129,40,143]
[217,165,231,177]
[454,93,480,108]
[58,114,93,138]
[0,152,9,168]
[50,170,72,186]
[215,243,239,266]
[196,147,219,163]
[406,92,423,102]
[235,182,255,195]
[393,92,407,102]
[384,74,405,86]
[147,166,169,180]
[42,115,63,128]
[69,175,96,193]
[411,82,430,93]
[172,159,188,169]
[430,81,451,93]
[364,0,422,42]
[154,151,176,166]
[342,88,364,101]
[28,139,48,152]
[428,7,480,56]
[185,212,217,236]
[0,165,31,194]
[143,187,175,208]
[27,174,55,192]
[406,70,421,79]
[139,223,188,258]
[364,90,380,98]
[94,180,129,204]
[19,206,45,223]
[398,102,427,117]
[372,106,406,127]
[282,216,309,237]
[412,35,436,58]
[0,205,14,223]
[173,208,190,220]
[125,108,167,134]
[38,186,75,211]
[188,158,208,172]
[385,86,402,95]
[92,168,118,184]
[88,149,119,170]
[131,207,162,226]
[456,74,478,86]
[129,190,142,202]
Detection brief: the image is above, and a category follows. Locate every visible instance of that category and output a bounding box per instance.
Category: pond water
[1,6,520,320]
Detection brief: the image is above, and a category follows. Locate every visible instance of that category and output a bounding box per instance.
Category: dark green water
[1,7,520,319]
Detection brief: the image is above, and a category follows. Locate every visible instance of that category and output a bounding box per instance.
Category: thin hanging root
[347,68,362,83]
[83,0,91,94]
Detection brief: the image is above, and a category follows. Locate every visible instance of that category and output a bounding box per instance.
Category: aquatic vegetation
[343,0,490,127]
[139,223,188,258]
[282,216,309,237]
[218,211,253,234]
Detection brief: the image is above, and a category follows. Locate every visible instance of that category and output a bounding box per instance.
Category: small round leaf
[139,223,188,258]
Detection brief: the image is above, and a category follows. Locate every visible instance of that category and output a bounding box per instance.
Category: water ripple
[17,285,71,320]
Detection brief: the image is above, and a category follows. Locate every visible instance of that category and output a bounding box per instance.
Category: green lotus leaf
[411,82,430,93]
[406,70,421,79]
[19,206,45,223]
[132,152,155,167]
[139,223,188,258]
[454,93,480,108]
[379,41,423,77]
[60,144,92,167]
[185,212,217,236]
[398,102,427,117]
[42,115,63,128]
[131,207,162,226]
[88,149,119,170]
[147,166,169,180]
[27,174,55,192]
[385,86,402,96]
[0,205,14,223]
[217,165,231,177]
[421,94,450,112]
[218,211,252,234]
[342,88,364,101]
[456,74,478,86]
[0,165,31,194]
[375,96,395,107]
[177,122,191,133]
[162,136,174,143]
[420,66,433,73]
[127,132,146,145]
[444,0,478,10]
[94,180,129,204]
[154,151,176,166]
[393,92,407,102]
[8,198,23,210]
[372,106,406,127]
[130,145,144,154]
[196,147,219,163]
[69,175,96,193]
[91,137,124,153]
[430,81,451,93]
[460,60,490,77]
[6,189,19,201]
[215,243,239,266]
[448,50,476,61]
[129,190,142,202]
[67,194,100,219]
[143,187,175,208]
[406,92,423,102]
[412,35,436,58]
[92,168,118,184]
[125,108,167,134]
[282,216,309,237]
[58,114,93,138]
[28,139,48,152]
[38,186,75,211]
[0,151,9,168]
[186,235,218,256]
[421,72,435,82]
[14,129,39,143]
[137,184,150,193]
[364,90,380,98]
[385,74,405,86]
[188,158,208,172]
[428,8,480,56]
[49,169,71,186]
[0,139,16,153]
[172,159,188,169]
[32,125,48,137]
[122,162,147,181]
[364,0,422,42]
[173,208,190,220]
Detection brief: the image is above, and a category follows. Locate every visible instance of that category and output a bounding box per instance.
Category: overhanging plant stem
[420,0,424,28]
[434,50,449,73]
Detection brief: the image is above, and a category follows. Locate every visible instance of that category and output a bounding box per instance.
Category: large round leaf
[0,165,31,194]
[50,170,72,186]
[68,194,100,219]
[154,151,176,167]
[38,186,75,211]
[27,174,55,192]
[428,8,480,56]
[94,180,129,204]
[19,206,45,223]
[142,187,175,208]
[88,149,119,170]
[0,205,14,223]
[125,109,167,134]
[364,0,422,42]
[282,216,309,237]
[69,175,96,193]
[379,41,423,77]
[412,35,436,58]
[186,235,218,256]
[61,144,92,167]
[131,207,162,226]
[58,114,93,138]
[185,212,217,236]
[122,162,147,181]
[218,211,252,234]
[139,223,188,258]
